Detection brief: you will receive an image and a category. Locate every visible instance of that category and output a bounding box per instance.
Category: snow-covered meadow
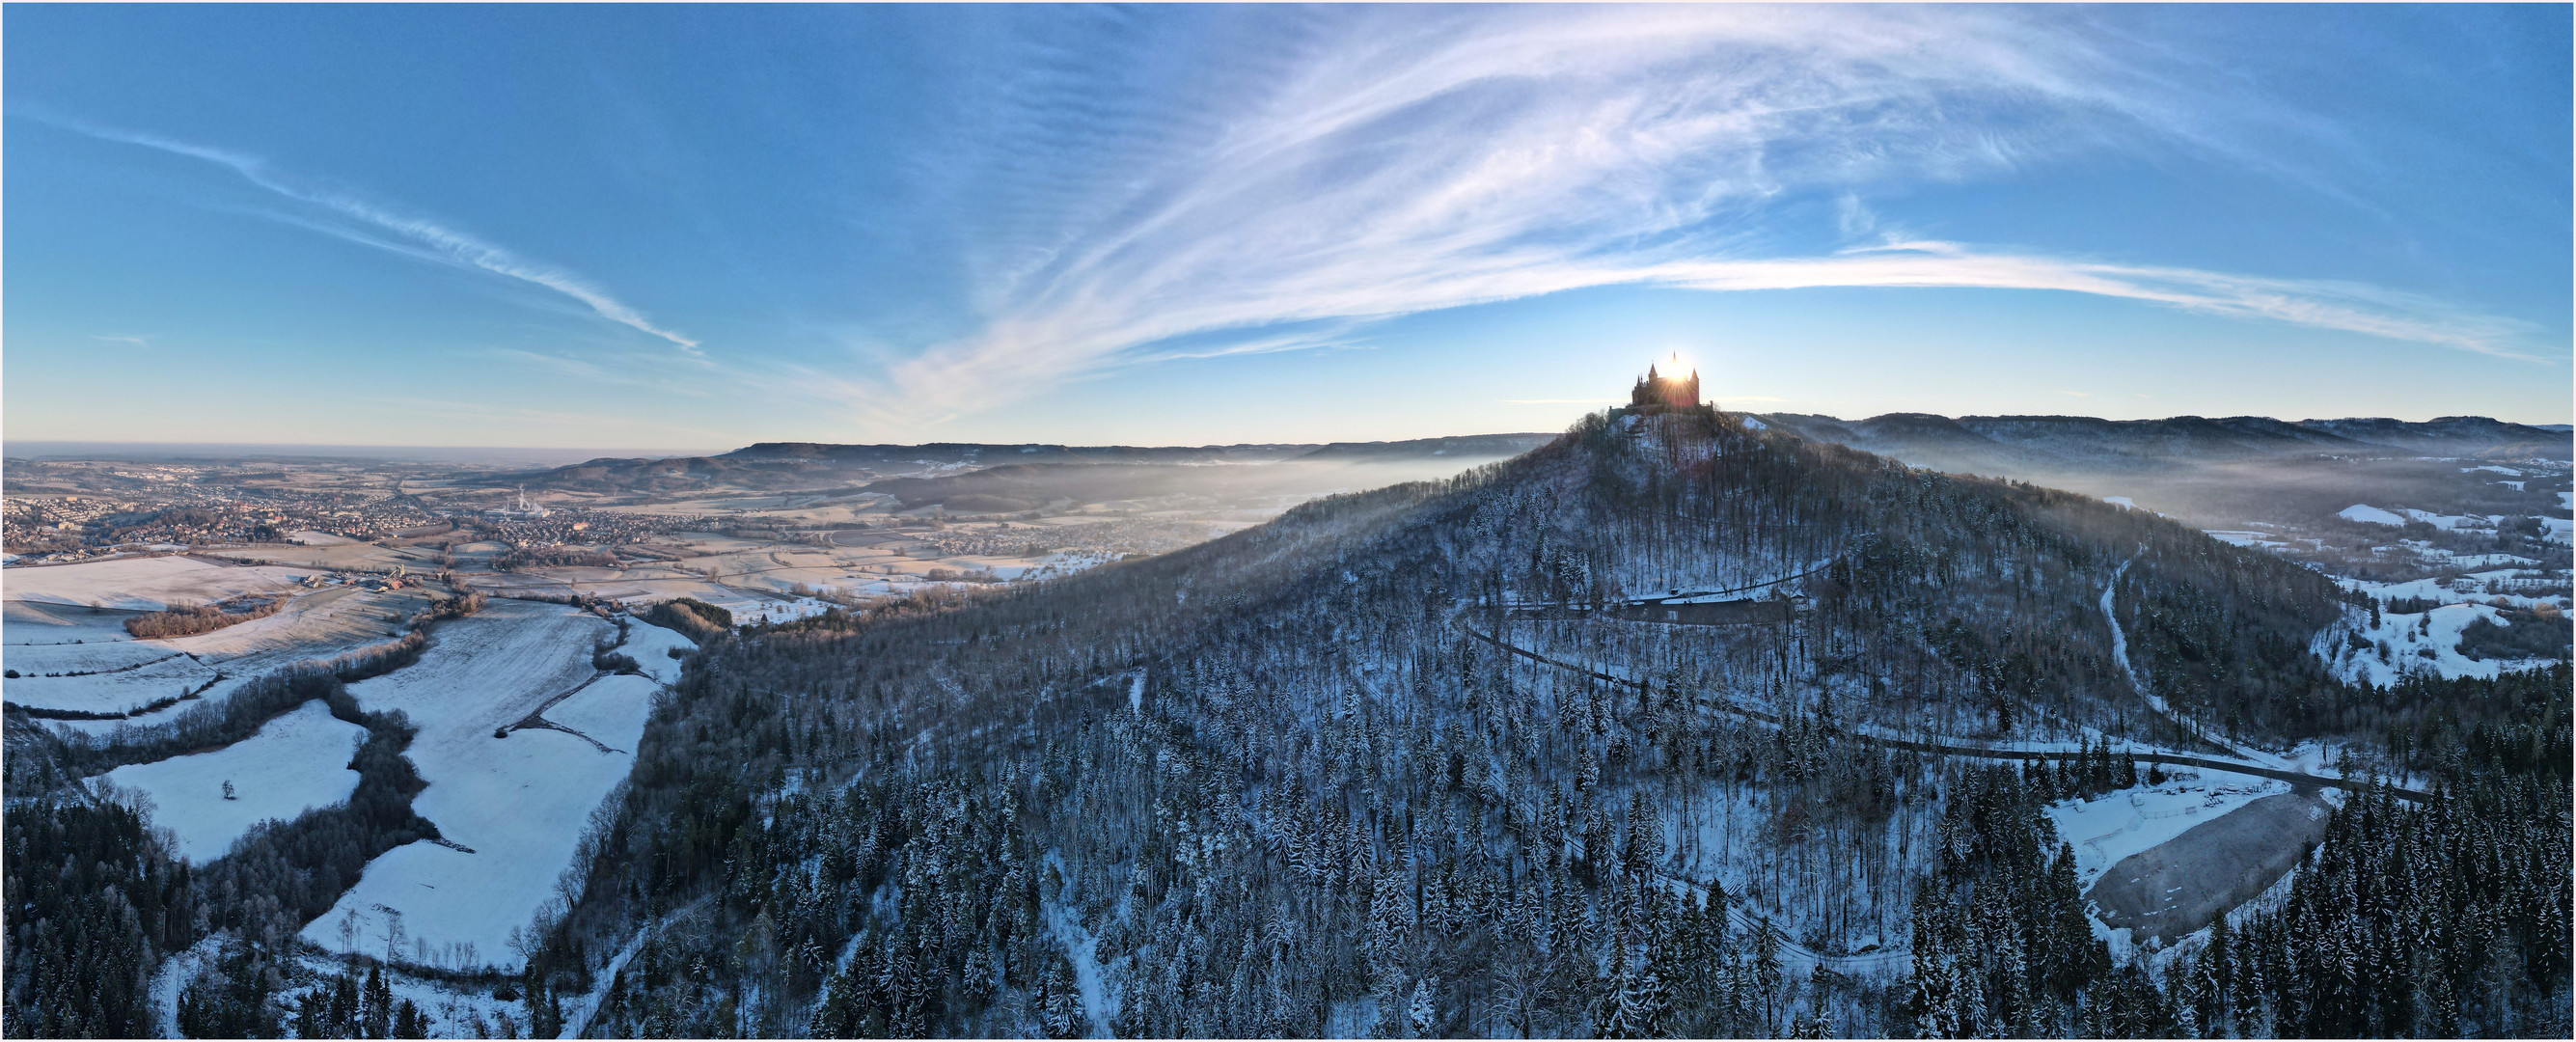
[99,701,368,863]
[298,603,688,972]
[615,618,697,685]
[2,556,312,610]
[2319,597,2552,685]
[544,673,661,753]
[4,651,220,716]
[2339,502,2574,544]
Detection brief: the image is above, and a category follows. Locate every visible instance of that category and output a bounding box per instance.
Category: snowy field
[3,636,177,674]
[98,701,367,863]
[2319,598,2552,684]
[2044,773,2291,893]
[152,585,415,662]
[615,618,697,686]
[299,599,673,972]
[684,589,838,625]
[4,651,220,715]
[544,673,660,753]
[299,724,630,973]
[8,587,434,727]
[2206,530,2289,549]
[1,556,312,610]
[2339,502,2574,544]
[4,599,149,645]
[2341,571,2569,612]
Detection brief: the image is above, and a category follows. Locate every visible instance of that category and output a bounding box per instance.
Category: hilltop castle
[1628,361,1706,415]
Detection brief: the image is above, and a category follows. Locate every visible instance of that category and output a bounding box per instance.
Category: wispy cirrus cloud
[863,4,2531,427]
[40,115,701,354]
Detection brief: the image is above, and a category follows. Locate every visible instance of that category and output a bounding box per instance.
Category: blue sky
[7,4,2568,450]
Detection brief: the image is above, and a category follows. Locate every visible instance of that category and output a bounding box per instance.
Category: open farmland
[2,651,219,717]
[3,598,154,644]
[297,600,672,972]
[4,579,441,727]
[0,555,313,609]
[98,701,369,863]
[540,672,661,754]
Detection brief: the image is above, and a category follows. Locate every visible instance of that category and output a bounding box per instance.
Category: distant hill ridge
[524,432,1558,496]
[722,432,1557,466]
[1754,412,2571,476]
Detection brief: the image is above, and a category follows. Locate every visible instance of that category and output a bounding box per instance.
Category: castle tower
[1628,358,1706,414]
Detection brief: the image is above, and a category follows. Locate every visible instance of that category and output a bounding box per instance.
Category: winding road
[1460,617,2424,801]
[1448,562,2433,976]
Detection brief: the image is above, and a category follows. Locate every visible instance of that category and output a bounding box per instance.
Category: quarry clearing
[98,700,368,863]
[2044,775,2294,894]
[2077,791,2333,945]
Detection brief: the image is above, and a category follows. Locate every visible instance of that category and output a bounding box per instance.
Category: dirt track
[2082,792,2332,943]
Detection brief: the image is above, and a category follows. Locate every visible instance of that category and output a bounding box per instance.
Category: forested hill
[524,408,2408,1037]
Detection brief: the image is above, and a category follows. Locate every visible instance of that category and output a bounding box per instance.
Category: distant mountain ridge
[521,433,1558,498]
[1754,412,2571,477]
[723,432,1557,467]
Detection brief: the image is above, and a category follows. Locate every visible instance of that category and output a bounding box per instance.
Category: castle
[1628,360,1705,415]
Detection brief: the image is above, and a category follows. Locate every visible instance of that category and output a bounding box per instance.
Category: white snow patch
[612,618,697,686]
[2337,504,2406,527]
[2462,465,2523,477]
[100,700,367,863]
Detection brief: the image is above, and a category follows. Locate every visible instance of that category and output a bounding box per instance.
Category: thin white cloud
[1641,246,2535,359]
[864,5,2531,427]
[45,116,701,354]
